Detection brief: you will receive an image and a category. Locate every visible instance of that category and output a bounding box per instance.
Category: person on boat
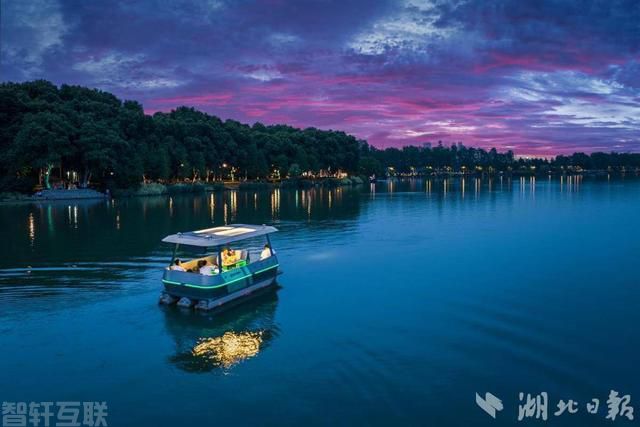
[260,244,274,260]
[221,247,239,266]
[170,259,186,271]
[198,260,218,276]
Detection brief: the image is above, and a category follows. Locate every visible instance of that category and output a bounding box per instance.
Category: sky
[1,0,639,155]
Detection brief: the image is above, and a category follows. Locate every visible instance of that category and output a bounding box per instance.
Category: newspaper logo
[476,392,504,419]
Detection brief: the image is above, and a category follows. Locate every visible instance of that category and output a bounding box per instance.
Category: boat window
[170,235,273,273]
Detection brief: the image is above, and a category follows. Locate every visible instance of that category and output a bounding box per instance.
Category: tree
[359,156,383,177]
[288,163,302,178]
[75,121,122,187]
[11,112,73,188]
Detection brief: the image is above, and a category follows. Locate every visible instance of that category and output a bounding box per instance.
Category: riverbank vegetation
[2,80,640,194]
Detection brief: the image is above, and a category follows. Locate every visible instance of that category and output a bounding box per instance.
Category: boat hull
[161,256,279,309]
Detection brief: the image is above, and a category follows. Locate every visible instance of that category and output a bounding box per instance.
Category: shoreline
[1,171,636,205]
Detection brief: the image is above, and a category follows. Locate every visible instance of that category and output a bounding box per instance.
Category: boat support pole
[266,234,274,256]
[170,244,179,266]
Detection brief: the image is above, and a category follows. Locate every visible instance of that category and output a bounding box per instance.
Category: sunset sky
[2,0,639,155]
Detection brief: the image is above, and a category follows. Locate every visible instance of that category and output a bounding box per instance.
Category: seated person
[260,244,274,260]
[170,259,186,271]
[221,247,239,266]
[198,259,218,276]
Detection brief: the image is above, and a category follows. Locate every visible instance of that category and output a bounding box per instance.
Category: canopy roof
[162,224,278,247]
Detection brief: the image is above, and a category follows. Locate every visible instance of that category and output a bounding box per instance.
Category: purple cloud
[1,0,639,155]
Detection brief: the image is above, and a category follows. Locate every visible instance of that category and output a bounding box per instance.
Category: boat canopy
[162,224,278,248]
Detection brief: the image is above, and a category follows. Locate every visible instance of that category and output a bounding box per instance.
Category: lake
[1,176,638,426]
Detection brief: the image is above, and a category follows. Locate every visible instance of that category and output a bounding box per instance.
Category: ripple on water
[0,256,168,317]
[313,337,412,418]
[441,293,606,392]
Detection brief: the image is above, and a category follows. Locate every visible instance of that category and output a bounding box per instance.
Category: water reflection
[0,176,622,301]
[209,193,215,222]
[192,331,263,369]
[28,213,35,247]
[0,187,364,271]
[164,291,280,373]
[366,174,593,200]
[271,188,280,219]
[230,190,238,219]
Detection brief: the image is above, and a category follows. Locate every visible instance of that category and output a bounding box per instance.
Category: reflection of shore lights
[192,331,263,369]
[271,189,280,219]
[230,191,237,219]
[209,193,215,222]
[28,213,35,244]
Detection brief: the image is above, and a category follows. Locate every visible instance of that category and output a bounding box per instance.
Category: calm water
[1,177,638,426]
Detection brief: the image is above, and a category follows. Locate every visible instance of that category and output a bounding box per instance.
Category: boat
[159,224,280,311]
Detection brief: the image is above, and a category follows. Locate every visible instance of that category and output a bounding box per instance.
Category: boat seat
[178,250,251,272]
[178,254,219,272]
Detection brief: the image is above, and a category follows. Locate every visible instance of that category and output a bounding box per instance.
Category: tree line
[1,80,639,193]
[0,80,361,192]
[362,145,640,176]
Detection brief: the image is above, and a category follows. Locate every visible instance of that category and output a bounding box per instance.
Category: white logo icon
[476,392,504,418]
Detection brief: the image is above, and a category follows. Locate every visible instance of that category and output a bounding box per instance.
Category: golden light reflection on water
[192,331,264,369]
[209,193,215,222]
[271,188,280,219]
[230,191,238,220]
[28,213,35,246]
